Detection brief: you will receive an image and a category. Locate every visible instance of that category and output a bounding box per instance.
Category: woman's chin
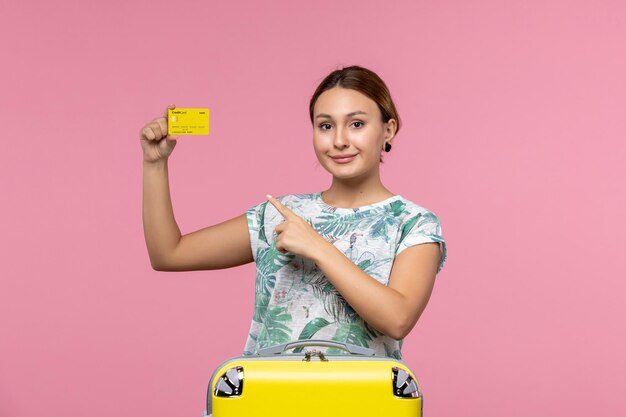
[327,168,368,181]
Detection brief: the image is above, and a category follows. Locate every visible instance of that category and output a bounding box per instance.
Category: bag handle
[256,339,376,356]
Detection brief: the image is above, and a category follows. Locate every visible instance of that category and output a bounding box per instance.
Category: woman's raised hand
[139,104,179,163]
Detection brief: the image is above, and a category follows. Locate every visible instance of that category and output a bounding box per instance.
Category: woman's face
[312,87,396,180]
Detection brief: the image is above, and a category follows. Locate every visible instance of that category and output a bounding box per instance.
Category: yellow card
[167,108,210,135]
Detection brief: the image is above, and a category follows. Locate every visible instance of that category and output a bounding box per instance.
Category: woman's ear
[384,118,397,142]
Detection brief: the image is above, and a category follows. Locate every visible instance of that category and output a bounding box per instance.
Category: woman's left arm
[312,241,439,340]
[266,195,440,340]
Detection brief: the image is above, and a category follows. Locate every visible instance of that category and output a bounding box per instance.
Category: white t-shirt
[243,192,447,359]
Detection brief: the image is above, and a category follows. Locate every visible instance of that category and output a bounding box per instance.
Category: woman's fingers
[141,126,156,141]
[156,117,168,138]
[266,194,295,220]
[153,121,166,139]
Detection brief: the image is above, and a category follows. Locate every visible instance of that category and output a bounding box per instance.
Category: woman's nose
[333,126,349,148]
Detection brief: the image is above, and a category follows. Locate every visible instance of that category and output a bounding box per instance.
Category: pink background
[1,0,625,416]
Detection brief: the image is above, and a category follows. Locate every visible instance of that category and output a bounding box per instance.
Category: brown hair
[309,65,401,163]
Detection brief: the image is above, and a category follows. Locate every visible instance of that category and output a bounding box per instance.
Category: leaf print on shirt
[256,305,293,349]
[298,317,332,339]
[307,269,353,323]
[416,212,442,234]
[291,317,333,353]
[283,193,319,214]
[398,213,421,245]
[326,315,382,354]
[316,210,386,239]
[255,240,294,297]
[257,201,269,245]
[384,342,403,360]
[353,250,394,284]
[252,241,295,324]
[398,211,445,249]
[369,212,398,243]
[388,199,407,216]
[253,292,271,323]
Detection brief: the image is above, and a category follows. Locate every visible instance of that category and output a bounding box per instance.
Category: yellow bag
[204,340,423,417]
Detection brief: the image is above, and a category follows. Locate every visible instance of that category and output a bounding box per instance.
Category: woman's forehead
[314,87,377,116]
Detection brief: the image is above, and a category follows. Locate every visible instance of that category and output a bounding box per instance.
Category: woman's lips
[331,154,357,164]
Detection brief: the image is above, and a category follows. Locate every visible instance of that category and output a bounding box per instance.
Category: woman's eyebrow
[315,110,368,119]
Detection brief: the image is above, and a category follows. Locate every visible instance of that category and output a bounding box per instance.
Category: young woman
[140,65,447,359]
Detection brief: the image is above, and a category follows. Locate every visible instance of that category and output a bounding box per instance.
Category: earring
[384,142,392,152]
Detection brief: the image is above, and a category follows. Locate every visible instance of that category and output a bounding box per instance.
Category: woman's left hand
[266,194,327,261]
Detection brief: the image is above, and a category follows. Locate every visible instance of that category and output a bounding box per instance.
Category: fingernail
[266,194,273,199]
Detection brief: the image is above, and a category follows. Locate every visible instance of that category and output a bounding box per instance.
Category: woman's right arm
[141,106,254,271]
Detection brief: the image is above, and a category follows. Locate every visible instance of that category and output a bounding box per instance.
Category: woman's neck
[321,178,395,209]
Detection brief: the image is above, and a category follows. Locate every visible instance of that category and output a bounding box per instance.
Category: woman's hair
[309,65,401,163]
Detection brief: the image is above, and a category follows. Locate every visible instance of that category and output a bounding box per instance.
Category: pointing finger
[266,194,294,219]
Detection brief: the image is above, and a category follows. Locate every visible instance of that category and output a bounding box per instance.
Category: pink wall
[2,0,625,416]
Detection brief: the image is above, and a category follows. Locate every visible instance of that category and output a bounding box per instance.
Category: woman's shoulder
[393,195,439,218]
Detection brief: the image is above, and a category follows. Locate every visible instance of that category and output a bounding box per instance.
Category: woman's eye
[318,121,363,130]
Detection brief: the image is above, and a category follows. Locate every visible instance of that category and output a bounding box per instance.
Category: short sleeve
[395,211,447,274]
[246,200,269,263]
